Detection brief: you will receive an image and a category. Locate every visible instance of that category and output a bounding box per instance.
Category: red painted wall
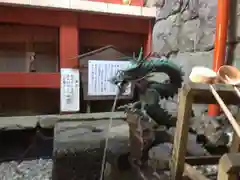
[0,6,152,115]
[0,89,59,116]
[91,0,144,6]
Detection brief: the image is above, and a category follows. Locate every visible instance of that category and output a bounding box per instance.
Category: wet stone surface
[0,159,53,180]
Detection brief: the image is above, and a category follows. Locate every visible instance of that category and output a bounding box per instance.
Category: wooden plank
[185,155,221,166]
[0,73,59,88]
[217,153,240,180]
[184,163,210,180]
[170,89,193,180]
[183,83,239,105]
[79,13,149,34]
[230,112,240,153]
[209,85,240,138]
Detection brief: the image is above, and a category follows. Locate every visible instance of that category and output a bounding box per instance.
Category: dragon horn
[137,47,143,62]
[133,52,137,62]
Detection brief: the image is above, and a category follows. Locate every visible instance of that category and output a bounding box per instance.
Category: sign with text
[60,68,80,112]
[88,60,131,96]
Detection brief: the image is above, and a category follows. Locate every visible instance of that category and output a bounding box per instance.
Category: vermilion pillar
[59,13,79,114]
[208,0,230,116]
[59,13,78,68]
[144,20,153,57]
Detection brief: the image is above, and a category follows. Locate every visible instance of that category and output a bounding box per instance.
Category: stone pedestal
[52,119,128,180]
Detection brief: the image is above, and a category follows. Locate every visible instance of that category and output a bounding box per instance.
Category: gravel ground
[0,159,53,180]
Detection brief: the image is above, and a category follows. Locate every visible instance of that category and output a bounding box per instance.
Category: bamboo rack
[170,82,240,180]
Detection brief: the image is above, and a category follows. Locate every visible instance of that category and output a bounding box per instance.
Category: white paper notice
[60,68,80,112]
[88,60,131,96]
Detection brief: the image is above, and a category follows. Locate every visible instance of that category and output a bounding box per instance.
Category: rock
[152,0,219,53]
[145,0,164,8]
[52,120,128,180]
[148,143,172,170]
[170,49,213,81]
[178,19,201,52]
[195,0,217,50]
[155,0,190,20]
[152,14,181,56]
[166,51,213,116]
[0,159,53,180]
[104,162,133,180]
[198,0,217,22]
[154,127,172,144]
[195,165,218,178]
[181,0,199,21]
[167,128,208,156]
[187,139,208,156]
[106,139,130,171]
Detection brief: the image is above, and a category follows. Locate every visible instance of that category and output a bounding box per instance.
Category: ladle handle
[224,75,240,98]
[209,85,240,138]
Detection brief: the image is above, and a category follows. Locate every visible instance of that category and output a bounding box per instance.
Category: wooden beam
[217,153,240,180]
[80,30,144,53]
[0,6,149,34]
[170,89,193,180]
[230,112,240,153]
[184,163,210,180]
[93,0,144,6]
[180,83,240,105]
[0,6,62,27]
[0,25,58,43]
[79,13,149,34]
[185,155,221,166]
[0,72,59,88]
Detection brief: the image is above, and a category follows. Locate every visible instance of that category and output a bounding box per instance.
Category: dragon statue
[109,48,184,179]
[111,48,184,127]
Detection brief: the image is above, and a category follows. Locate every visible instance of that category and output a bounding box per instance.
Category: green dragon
[108,49,185,179]
[110,48,184,126]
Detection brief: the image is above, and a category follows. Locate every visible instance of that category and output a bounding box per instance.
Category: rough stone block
[152,14,181,56]
[148,143,173,170]
[178,19,201,52]
[167,127,208,156]
[52,119,128,180]
[106,139,130,171]
[152,0,218,53]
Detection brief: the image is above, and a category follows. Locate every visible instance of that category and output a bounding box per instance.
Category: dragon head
[110,48,152,94]
[110,47,184,99]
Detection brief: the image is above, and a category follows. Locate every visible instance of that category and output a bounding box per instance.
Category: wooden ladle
[217,65,240,97]
[217,65,240,85]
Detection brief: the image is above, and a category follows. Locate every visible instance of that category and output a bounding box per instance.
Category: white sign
[60,68,80,112]
[88,60,131,96]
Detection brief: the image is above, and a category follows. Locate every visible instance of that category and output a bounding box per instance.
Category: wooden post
[230,112,240,153]
[59,12,79,114]
[170,88,193,180]
[217,153,240,180]
[59,12,78,69]
[143,20,153,57]
[86,101,91,113]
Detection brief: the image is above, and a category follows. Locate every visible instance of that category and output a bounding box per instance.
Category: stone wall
[149,0,240,115]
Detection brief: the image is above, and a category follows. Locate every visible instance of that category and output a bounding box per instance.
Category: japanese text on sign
[88,60,131,96]
[60,68,80,112]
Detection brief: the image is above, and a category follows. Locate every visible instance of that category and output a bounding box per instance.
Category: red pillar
[208,0,230,116]
[59,13,79,114]
[144,20,153,57]
[59,13,78,68]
